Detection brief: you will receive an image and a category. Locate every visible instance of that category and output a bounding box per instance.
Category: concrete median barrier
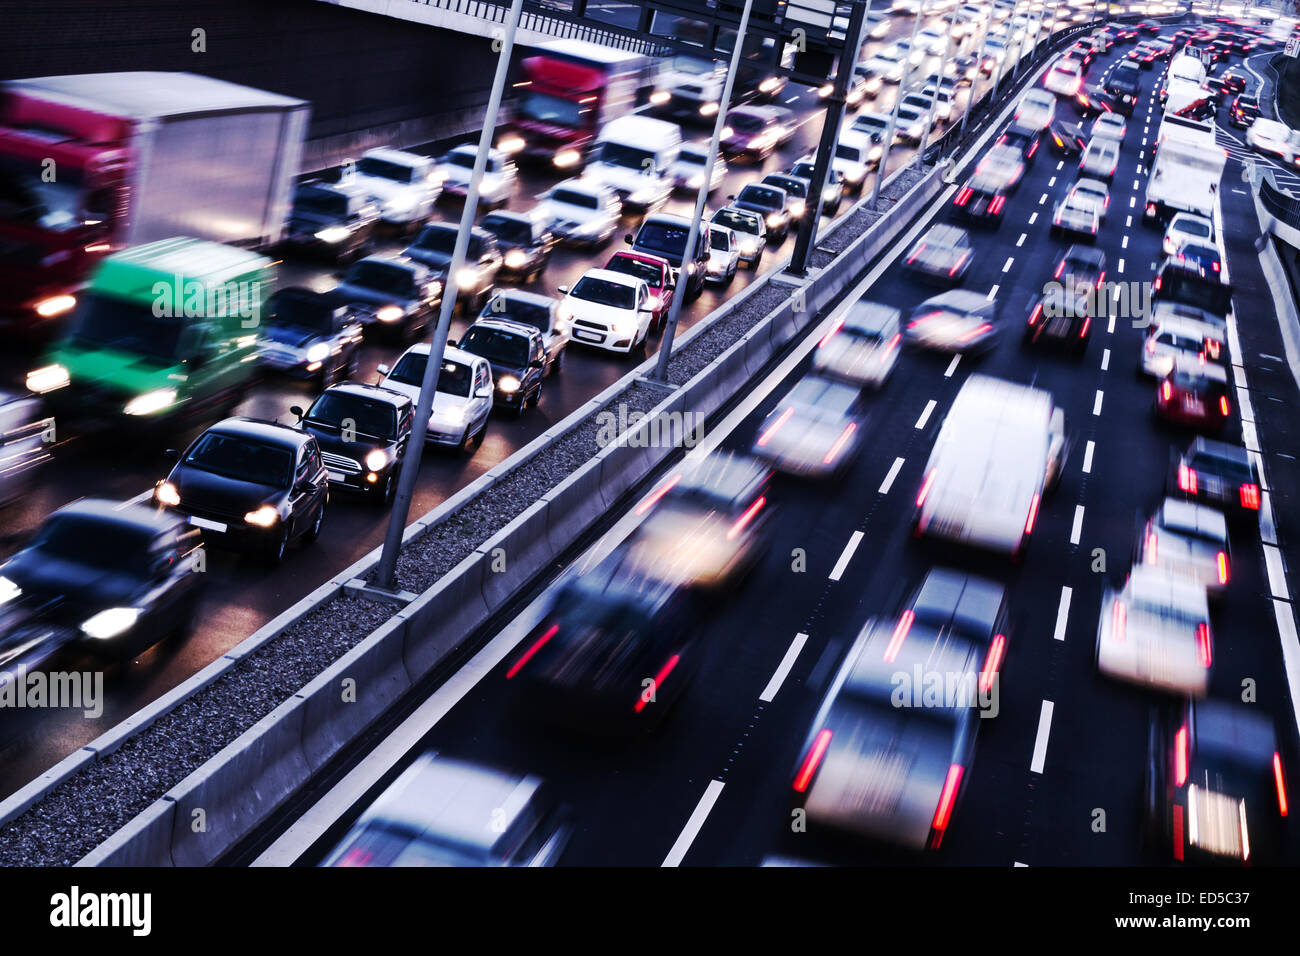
[479,500,555,610]
[75,798,177,868]
[543,461,608,557]
[401,548,492,681]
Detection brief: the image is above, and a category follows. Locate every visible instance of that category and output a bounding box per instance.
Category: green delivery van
[26,238,271,433]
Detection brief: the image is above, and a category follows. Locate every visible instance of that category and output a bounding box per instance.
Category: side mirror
[557,284,569,294]
[164,448,179,463]
[376,363,391,376]
[529,359,544,369]
[623,233,634,245]
[295,480,315,495]
[475,386,493,398]
[289,405,305,420]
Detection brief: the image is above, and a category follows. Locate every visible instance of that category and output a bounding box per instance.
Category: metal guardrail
[1262,175,1300,229]
[407,0,669,54]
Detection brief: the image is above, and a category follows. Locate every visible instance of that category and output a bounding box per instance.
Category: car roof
[361,146,428,165]
[609,249,671,270]
[912,568,1005,637]
[487,287,555,309]
[354,254,422,274]
[918,289,991,314]
[1191,700,1277,765]
[205,416,312,450]
[467,316,542,340]
[844,299,901,334]
[401,342,482,365]
[52,498,182,536]
[1157,497,1228,542]
[1126,564,1210,612]
[551,177,610,197]
[321,381,412,409]
[577,267,643,288]
[920,223,970,246]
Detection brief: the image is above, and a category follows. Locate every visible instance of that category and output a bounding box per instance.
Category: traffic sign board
[1286,35,1299,58]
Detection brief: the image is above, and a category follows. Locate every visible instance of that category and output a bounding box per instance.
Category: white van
[915,375,1068,558]
[344,147,442,230]
[588,114,682,213]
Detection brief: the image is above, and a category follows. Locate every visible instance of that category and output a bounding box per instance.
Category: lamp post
[870,0,928,207]
[917,1,959,157]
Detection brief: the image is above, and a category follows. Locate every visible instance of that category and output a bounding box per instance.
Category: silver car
[0,391,51,507]
[751,372,863,479]
[1136,497,1231,600]
[1096,564,1213,697]
[813,300,902,389]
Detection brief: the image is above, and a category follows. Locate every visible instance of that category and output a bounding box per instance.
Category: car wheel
[462,421,485,454]
[725,263,737,286]
[549,349,564,376]
[376,469,398,507]
[264,526,289,566]
[304,497,326,544]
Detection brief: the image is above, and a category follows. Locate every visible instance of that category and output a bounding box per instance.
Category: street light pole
[870,0,928,207]
[651,0,755,381]
[917,2,959,158]
[372,0,525,593]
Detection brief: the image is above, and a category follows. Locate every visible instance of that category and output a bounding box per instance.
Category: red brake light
[1275,752,1289,817]
[930,764,965,846]
[506,623,559,680]
[636,473,681,515]
[1175,724,1189,786]
[1219,396,1229,417]
[989,195,1006,214]
[757,406,794,447]
[916,469,937,508]
[822,423,857,465]
[1240,483,1260,510]
[1079,317,1090,338]
[883,609,915,663]
[1146,526,1158,564]
[635,654,680,713]
[793,728,833,792]
[1028,303,1043,326]
[1161,381,1172,402]
[1216,551,1229,585]
[955,187,972,206]
[979,634,1006,695]
[1195,622,1212,667]
[1054,260,1065,280]
[818,317,844,348]
[727,496,766,540]
[1024,493,1040,535]
[1178,464,1198,495]
[1112,599,1127,643]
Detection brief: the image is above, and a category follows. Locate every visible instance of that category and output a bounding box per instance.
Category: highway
[254,24,1300,868]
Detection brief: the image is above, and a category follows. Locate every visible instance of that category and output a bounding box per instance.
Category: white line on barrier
[114,491,153,511]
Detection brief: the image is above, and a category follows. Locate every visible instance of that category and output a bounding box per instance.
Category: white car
[894,103,929,145]
[1073,178,1110,222]
[377,344,493,451]
[536,178,621,249]
[1044,58,1084,97]
[846,115,889,163]
[1092,112,1127,143]
[831,132,876,193]
[1245,118,1299,164]
[1079,136,1120,181]
[751,372,862,479]
[1015,89,1058,130]
[813,300,902,389]
[921,84,956,123]
[706,224,740,285]
[1163,212,1214,257]
[435,144,517,209]
[1137,498,1232,600]
[670,143,728,195]
[557,268,655,355]
[345,147,442,230]
[1051,188,1102,239]
[1096,564,1213,697]
[917,27,949,56]
[866,48,907,84]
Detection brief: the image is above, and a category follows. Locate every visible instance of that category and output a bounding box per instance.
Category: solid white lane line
[1082,440,1095,474]
[879,457,905,494]
[1271,600,1300,751]
[1093,390,1104,416]
[1030,700,1055,774]
[1100,348,1110,371]
[1070,505,1085,545]
[944,354,960,377]
[1264,544,1291,601]
[662,780,726,867]
[915,399,937,429]
[760,633,808,703]
[829,531,864,582]
[1053,587,1072,643]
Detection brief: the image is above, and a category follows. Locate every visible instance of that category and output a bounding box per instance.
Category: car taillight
[1219,396,1229,417]
[989,195,1006,215]
[727,496,766,540]
[916,469,937,508]
[1112,599,1127,643]
[1216,551,1229,585]
[1146,527,1158,564]
[635,654,679,713]
[1080,318,1090,338]
[1024,493,1040,535]
[1028,303,1043,326]
[793,728,833,792]
[505,623,559,679]
[818,317,844,348]
[1275,752,1289,817]
[883,609,915,663]
[979,634,1006,695]
[930,764,965,847]
[1240,483,1260,510]
[823,423,857,465]
[1175,724,1189,787]
[636,473,681,515]
[1162,381,1173,403]
[1178,464,1198,495]
[757,407,794,447]
[955,187,972,207]
[1195,622,1212,667]
[1054,260,1065,280]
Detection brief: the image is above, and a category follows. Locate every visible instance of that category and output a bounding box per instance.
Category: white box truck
[1144,114,1226,226]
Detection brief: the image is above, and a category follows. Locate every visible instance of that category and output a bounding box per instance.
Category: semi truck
[0,72,308,335]
[497,40,658,173]
[1144,114,1226,225]
[1161,53,1212,119]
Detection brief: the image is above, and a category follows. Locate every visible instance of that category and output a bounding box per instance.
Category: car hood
[170,466,286,517]
[304,425,387,459]
[351,176,422,202]
[563,296,637,326]
[287,210,343,232]
[2,550,144,616]
[378,378,468,420]
[264,324,327,350]
[49,342,185,397]
[403,247,452,273]
[334,283,413,309]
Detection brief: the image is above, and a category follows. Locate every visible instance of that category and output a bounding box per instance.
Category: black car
[292,383,412,505]
[0,499,203,663]
[479,289,568,375]
[790,159,843,216]
[1047,121,1088,157]
[1168,437,1261,524]
[281,181,379,263]
[1073,84,1120,118]
[1229,93,1259,128]
[732,182,792,244]
[259,287,364,386]
[1055,244,1106,295]
[155,418,329,564]
[995,123,1041,166]
[403,222,502,313]
[1155,357,1232,434]
[480,210,555,283]
[456,317,547,415]
[1153,259,1233,319]
[1023,287,1092,357]
[762,173,812,223]
[950,181,1008,228]
[1104,63,1142,114]
[1220,69,1247,94]
[334,255,441,344]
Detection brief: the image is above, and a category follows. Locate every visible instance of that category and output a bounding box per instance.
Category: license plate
[1183,397,1204,415]
[189,516,227,533]
[573,329,603,342]
[327,470,345,482]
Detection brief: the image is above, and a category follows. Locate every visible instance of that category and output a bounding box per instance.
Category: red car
[603,250,675,331]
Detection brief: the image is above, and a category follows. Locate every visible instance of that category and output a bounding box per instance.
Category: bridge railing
[405,0,669,54]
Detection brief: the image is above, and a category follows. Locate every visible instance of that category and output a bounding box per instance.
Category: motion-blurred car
[1170,242,1223,279]
[557,269,654,356]
[435,144,517,209]
[732,182,792,244]
[0,499,203,661]
[905,289,998,354]
[1073,83,1120,118]
[1047,120,1088,157]
[711,206,767,269]
[1015,88,1058,130]
[903,224,974,283]
[334,255,441,344]
[750,372,864,480]
[1096,564,1213,697]
[603,250,676,331]
[1072,177,1110,222]
[669,142,728,195]
[0,391,52,508]
[950,181,1009,229]
[996,123,1042,166]
[479,289,568,376]
[721,105,791,162]
[831,132,875,194]
[456,318,547,415]
[762,173,811,224]
[627,213,709,300]
[1079,136,1120,180]
[323,753,570,866]
[1141,314,1225,379]
[536,179,621,249]
[480,210,555,283]
[377,344,494,452]
[972,144,1026,192]
[1044,58,1084,96]
[1169,437,1261,524]
[1054,244,1106,294]
[1163,212,1215,257]
[1092,111,1128,142]
[789,159,843,216]
[1245,118,1299,164]
[343,147,441,232]
[1228,93,1260,128]
[1156,357,1232,434]
[1023,287,1092,356]
[893,102,929,146]
[291,382,411,505]
[402,222,501,313]
[281,180,378,263]
[1137,497,1231,600]
[813,299,902,389]
[259,287,363,386]
[154,418,328,565]
[1144,699,1288,864]
[1051,186,1103,239]
[705,224,740,286]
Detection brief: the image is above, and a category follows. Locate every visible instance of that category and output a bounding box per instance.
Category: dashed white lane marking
[1117,257,1125,273]
[1002,256,1014,272]
[663,780,725,867]
[1070,505,1085,545]
[1133,178,1140,190]
[115,490,153,510]
[879,457,905,495]
[944,354,960,377]
[1107,313,1115,334]
[1030,700,1055,774]
[1101,348,1110,371]
[1015,861,1028,867]
[1028,211,1038,224]
[1093,390,1104,416]
[1125,214,1132,228]
[785,94,800,103]
[1129,196,1136,208]
[1039,193,1048,205]
[1048,176,1056,187]
[1082,440,1095,474]
[988,284,1000,299]
[1016,233,1027,247]
[1264,544,1291,601]
[1053,587,1073,642]
[760,633,808,702]
[1056,160,1063,171]
[1121,235,1128,249]
[829,531,864,582]
[915,399,937,429]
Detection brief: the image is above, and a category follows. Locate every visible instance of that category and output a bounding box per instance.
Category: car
[705,224,740,286]
[1128,42,1159,68]
[1156,357,1232,434]
[720,105,791,162]
[1044,58,1084,96]
[1015,88,1058,130]
[557,269,655,356]
[904,224,974,283]
[1051,187,1103,240]
[847,113,891,166]
[711,206,767,269]
[1143,699,1289,864]
[831,132,876,193]
[479,289,568,376]
[322,753,570,866]
[864,47,907,84]
[905,289,998,355]
[536,178,621,249]
[1168,437,1261,523]
[762,173,811,224]
[377,344,494,452]
[1092,112,1127,142]
[479,210,555,283]
[950,180,1010,229]
[602,250,676,331]
[1137,498,1232,600]
[344,147,441,233]
[1096,564,1213,697]
[0,499,204,663]
[1170,242,1223,279]
[1104,62,1142,114]
[1220,69,1248,93]
[750,372,864,480]
[1163,212,1215,257]
[332,255,441,344]
[1047,120,1088,158]
[899,91,939,124]
[1228,93,1260,128]
[291,382,412,504]
[627,213,710,300]
[1023,287,1092,356]
[281,180,379,263]
[973,144,1026,192]
[669,142,728,195]
[625,452,773,590]
[1079,136,1120,180]
[435,144,517,209]
[790,158,845,216]
[1054,244,1106,295]
[1246,118,1300,164]
[1065,42,1096,68]
[893,102,930,146]
[813,299,902,389]
[819,73,872,108]
[0,391,51,508]
[917,26,949,56]
[1073,83,1120,117]
[997,123,1042,166]
[853,60,886,99]
[732,182,792,244]
[455,317,547,416]
[1141,311,1226,379]
[154,418,329,565]
[951,54,980,85]
[258,287,363,387]
[402,222,501,313]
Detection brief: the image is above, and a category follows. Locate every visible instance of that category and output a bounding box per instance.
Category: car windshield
[714,209,760,234]
[484,295,550,332]
[605,256,663,286]
[356,157,420,184]
[31,513,157,574]
[551,188,600,210]
[738,185,782,209]
[446,151,476,170]
[461,326,531,366]
[766,176,806,198]
[709,229,731,251]
[66,293,185,361]
[835,144,863,162]
[1176,219,1212,238]
[413,227,459,255]
[0,157,88,233]
[573,276,636,309]
[185,432,294,487]
[344,261,415,296]
[268,293,334,334]
[306,392,397,439]
[520,91,583,126]
[387,353,473,397]
[482,214,531,245]
[678,150,707,167]
[596,141,656,172]
[635,221,691,259]
[294,187,349,218]
[730,113,765,132]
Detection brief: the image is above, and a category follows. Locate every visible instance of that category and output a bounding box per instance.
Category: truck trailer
[1144,114,1226,226]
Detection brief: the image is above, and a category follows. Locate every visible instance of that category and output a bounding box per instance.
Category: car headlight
[155,481,181,507]
[843,168,865,184]
[629,186,658,204]
[766,212,783,228]
[124,388,177,417]
[0,575,21,605]
[739,239,758,255]
[498,134,525,154]
[684,261,697,275]
[646,295,662,310]
[315,226,351,244]
[688,174,704,189]
[818,83,834,97]
[384,197,416,216]
[614,315,639,337]
[442,406,466,424]
[699,102,719,116]
[505,249,529,270]
[244,505,280,528]
[305,342,331,364]
[908,124,924,138]
[80,607,141,640]
[498,374,521,394]
[34,294,77,318]
[455,267,480,290]
[789,201,806,219]
[869,144,884,160]
[376,305,405,323]
[26,364,70,393]
[759,77,780,93]
[650,90,671,105]
[364,448,389,472]
[556,303,574,326]
[554,149,582,169]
